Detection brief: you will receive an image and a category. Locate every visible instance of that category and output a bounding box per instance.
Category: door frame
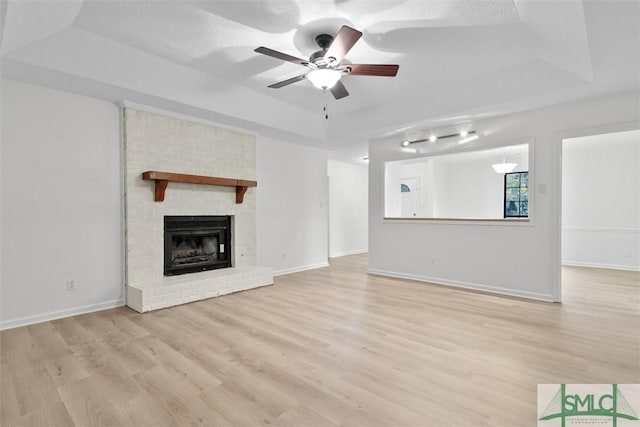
[554,120,640,302]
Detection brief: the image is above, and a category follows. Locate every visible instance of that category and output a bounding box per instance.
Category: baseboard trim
[367,269,556,302]
[562,261,640,272]
[0,299,126,331]
[274,262,330,277]
[329,249,368,258]
[562,227,640,233]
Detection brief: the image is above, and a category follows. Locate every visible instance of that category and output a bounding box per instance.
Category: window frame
[503,171,529,218]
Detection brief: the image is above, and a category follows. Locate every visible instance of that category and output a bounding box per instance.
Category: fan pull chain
[323,89,329,120]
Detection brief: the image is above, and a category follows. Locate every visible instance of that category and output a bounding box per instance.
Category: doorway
[327,159,369,259]
[560,128,640,298]
[401,177,419,217]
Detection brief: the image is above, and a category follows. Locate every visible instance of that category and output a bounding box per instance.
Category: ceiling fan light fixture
[307,68,342,90]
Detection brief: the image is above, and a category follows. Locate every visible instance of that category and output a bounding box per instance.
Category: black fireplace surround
[164,215,232,276]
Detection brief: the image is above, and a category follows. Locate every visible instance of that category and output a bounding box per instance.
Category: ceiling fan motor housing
[310,34,335,66]
[315,33,334,49]
[309,50,328,66]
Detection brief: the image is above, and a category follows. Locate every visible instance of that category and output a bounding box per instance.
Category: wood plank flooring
[1,254,638,426]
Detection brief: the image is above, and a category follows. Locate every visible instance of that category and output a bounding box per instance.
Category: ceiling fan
[254,26,399,100]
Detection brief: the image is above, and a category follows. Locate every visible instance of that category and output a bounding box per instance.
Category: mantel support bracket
[154,179,169,202]
[236,186,249,204]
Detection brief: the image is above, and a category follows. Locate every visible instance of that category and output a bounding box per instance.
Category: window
[504,172,528,218]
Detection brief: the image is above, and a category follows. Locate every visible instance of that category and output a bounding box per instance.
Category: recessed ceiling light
[429,135,437,142]
[460,130,468,137]
[401,140,410,147]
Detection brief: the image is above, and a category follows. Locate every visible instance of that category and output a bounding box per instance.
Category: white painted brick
[129,267,273,312]
[124,107,272,313]
[159,285,179,296]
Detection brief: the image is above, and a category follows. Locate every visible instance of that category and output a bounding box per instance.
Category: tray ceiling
[1,0,638,152]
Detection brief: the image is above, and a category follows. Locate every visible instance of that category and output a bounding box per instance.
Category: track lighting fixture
[400,130,477,147]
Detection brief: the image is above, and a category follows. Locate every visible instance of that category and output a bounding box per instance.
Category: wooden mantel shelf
[142,171,257,203]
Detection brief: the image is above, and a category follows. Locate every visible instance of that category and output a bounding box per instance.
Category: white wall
[562,130,640,271]
[384,160,402,217]
[1,79,123,329]
[328,160,368,258]
[256,136,329,275]
[438,157,504,219]
[369,91,640,301]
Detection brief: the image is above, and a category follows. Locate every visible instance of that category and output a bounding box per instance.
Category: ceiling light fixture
[459,134,479,144]
[460,130,468,137]
[306,68,342,90]
[492,153,517,174]
[400,130,477,147]
[492,162,518,174]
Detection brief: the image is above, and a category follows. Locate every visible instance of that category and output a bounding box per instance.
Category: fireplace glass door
[164,216,231,276]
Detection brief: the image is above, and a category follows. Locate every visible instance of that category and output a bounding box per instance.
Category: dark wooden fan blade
[255,47,309,66]
[330,80,349,100]
[324,26,362,65]
[347,64,399,77]
[268,74,307,89]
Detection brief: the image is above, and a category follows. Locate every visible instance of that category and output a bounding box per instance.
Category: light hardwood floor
[1,254,638,426]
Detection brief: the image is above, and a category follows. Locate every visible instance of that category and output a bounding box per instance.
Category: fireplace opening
[164,216,231,276]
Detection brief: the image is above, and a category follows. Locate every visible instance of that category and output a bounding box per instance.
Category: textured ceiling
[1,0,638,161]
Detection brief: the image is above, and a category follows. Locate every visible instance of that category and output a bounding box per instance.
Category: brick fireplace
[123,108,272,312]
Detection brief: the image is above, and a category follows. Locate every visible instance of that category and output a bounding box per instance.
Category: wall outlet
[624,250,632,258]
[66,279,77,291]
[431,258,436,265]
[282,252,286,259]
